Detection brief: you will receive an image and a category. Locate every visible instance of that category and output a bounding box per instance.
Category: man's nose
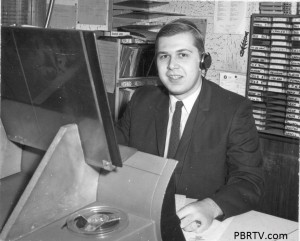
[168,57,179,69]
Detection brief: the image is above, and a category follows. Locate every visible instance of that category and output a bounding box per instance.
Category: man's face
[156,32,202,100]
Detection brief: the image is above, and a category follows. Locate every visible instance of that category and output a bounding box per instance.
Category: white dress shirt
[164,84,202,158]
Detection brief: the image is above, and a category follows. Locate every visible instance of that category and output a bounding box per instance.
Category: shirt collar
[169,82,202,114]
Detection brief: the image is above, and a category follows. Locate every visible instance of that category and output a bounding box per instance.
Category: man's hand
[176,198,223,233]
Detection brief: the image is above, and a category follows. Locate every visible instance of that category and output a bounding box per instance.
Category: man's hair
[155,18,205,53]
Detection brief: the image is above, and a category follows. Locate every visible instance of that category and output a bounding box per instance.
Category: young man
[115,19,264,240]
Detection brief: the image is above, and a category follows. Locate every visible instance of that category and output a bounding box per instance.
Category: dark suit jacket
[115,78,264,237]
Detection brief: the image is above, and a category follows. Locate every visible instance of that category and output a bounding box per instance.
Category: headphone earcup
[200,52,212,70]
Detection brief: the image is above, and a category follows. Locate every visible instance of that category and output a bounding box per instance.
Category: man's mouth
[168,75,182,80]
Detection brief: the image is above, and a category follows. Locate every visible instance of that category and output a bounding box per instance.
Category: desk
[177,195,298,241]
[183,210,298,241]
[220,210,298,241]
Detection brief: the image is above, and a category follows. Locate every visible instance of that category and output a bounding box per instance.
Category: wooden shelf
[114,10,184,20]
[112,0,185,29]
[114,1,169,10]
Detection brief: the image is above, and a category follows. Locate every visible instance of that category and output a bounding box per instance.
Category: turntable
[0,26,177,241]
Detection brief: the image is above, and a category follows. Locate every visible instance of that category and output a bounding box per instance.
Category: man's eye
[179,53,188,58]
[158,55,168,60]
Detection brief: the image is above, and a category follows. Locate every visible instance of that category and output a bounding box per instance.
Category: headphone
[200,52,212,70]
[165,20,212,71]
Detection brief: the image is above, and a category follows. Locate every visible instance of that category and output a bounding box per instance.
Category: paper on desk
[175,194,233,241]
[221,210,299,241]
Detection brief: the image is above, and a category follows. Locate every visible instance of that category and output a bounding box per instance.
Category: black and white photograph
[0,1,299,240]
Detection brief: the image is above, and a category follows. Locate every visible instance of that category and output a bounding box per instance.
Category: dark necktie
[167,101,183,158]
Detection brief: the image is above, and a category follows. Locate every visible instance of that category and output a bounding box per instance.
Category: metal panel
[1,26,122,169]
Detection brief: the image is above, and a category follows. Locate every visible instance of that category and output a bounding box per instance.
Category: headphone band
[167,21,203,36]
